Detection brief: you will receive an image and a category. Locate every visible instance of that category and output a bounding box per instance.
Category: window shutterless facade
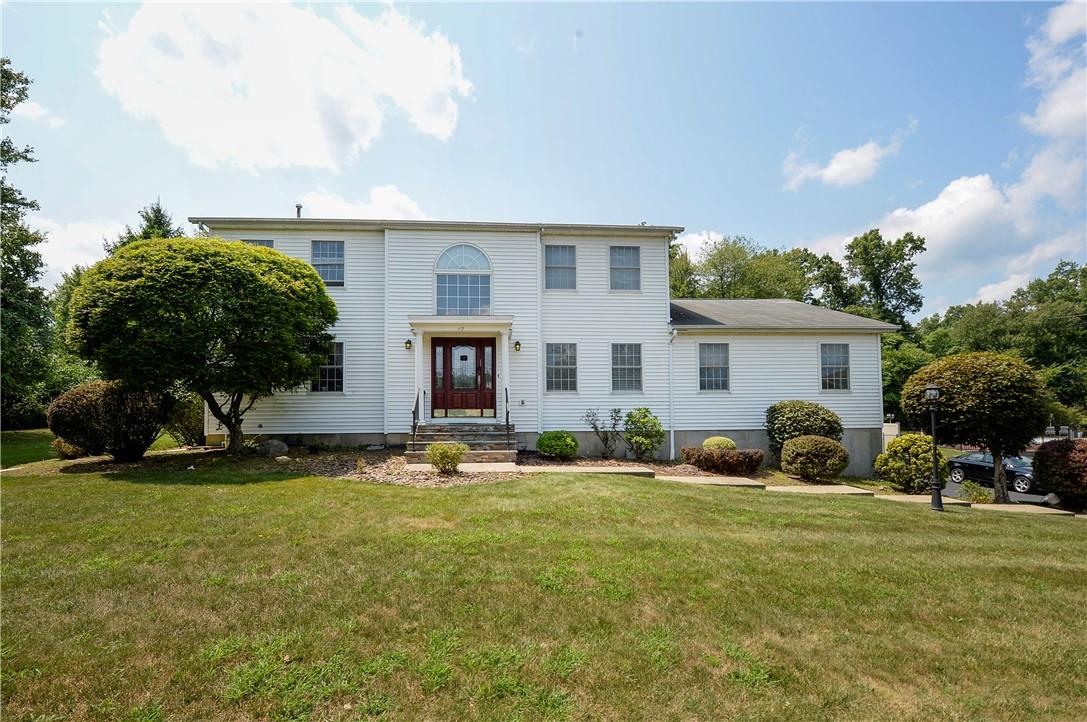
[699,343,729,391]
[545,343,577,391]
[436,244,492,316]
[311,342,344,392]
[243,239,274,248]
[609,246,641,290]
[544,245,576,290]
[312,241,344,286]
[820,343,850,390]
[611,343,642,391]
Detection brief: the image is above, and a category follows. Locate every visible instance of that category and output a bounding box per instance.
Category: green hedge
[681,447,764,475]
[537,430,578,460]
[765,400,843,460]
[780,435,849,482]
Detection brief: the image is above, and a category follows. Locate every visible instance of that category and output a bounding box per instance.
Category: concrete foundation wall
[674,428,882,476]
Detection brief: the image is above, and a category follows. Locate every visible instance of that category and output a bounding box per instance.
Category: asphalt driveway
[943,480,1045,504]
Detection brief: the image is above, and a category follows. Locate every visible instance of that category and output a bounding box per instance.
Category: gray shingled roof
[670,299,898,332]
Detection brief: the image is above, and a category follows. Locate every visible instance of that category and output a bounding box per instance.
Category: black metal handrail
[412,389,421,446]
[504,387,511,451]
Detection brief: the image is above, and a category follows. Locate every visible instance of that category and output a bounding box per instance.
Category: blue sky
[5,1,1085,316]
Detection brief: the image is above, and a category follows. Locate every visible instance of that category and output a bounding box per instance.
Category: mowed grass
[2,454,1086,721]
[0,429,178,468]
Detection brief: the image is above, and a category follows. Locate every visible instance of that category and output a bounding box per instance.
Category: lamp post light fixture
[925,383,944,512]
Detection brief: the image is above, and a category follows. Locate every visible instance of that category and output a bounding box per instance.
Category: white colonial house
[191,215,896,474]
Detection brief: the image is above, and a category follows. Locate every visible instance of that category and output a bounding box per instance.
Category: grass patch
[2,452,1086,720]
[0,429,58,468]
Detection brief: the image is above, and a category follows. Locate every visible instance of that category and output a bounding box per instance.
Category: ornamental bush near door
[780,435,849,482]
[874,433,949,494]
[426,442,469,474]
[764,400,844,460]
[537,430,578,460]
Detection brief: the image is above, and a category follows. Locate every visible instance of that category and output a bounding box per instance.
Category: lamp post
[925,383,944,512]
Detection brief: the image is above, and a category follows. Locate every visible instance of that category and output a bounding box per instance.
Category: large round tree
[68,238,338,453]
[902,352,1047,503]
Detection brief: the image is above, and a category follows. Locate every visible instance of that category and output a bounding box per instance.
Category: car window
[981,453,993,463]
[963,453,982,462]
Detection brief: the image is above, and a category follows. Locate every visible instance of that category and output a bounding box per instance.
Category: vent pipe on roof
[295,203,302,219]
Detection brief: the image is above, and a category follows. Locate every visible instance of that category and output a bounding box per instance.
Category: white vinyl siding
[820,343,850,390]
[544,245,576,290]
[545,343,577,391]
[312,240,344,286]
[609,246,640,290]
[699,343,729,391]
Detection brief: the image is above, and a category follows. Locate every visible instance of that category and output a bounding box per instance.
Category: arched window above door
[435,244,491,315]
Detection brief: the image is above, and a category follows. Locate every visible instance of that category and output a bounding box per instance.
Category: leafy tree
[1,57,51,427]
[694,235,839,302]
[104,199,186,254]
[669,242,699,297]
[68,238,338,453]
[842,229,925,326]
[881,334,934,422]
[901,353,1047,503]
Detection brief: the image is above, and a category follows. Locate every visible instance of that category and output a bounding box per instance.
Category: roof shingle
[670,299,898,332]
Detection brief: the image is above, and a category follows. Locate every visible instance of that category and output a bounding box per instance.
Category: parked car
[948,452,1037,493]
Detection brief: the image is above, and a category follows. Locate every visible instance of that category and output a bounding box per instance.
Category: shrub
[780,435,849,482]
[46,380,172,462]
[702,436,737,451]
[959,480,994,505]
[537,430,578,460]
[52,437,87,460]
[681,447,764,475]
[163,392,205,447]
[46,380,109,455]
[426,442,469,474]
[623,407,666,461]
[582,408,622,459]
[1034,438,1087,511]
[874,434,949,494]
[764,400,844,460]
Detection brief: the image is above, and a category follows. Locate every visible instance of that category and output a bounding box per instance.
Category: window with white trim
[699,343,729,391]
[312,241,344,286]
[436,244,491,315]
[545,343,577,391]
[609,246,640,290]
[611,343,642,391]
[820,343,850,390]
[544,245,576,290]
[311,342,344,392]
[243,239,274,248]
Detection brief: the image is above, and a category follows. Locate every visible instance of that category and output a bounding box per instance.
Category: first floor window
[311,342,344,392]
[312,240,344,286]
[611,343,642,391]
[546,343,577,391]
[820,343,850,390]
[243,239,274,248]
[699,343,729,390]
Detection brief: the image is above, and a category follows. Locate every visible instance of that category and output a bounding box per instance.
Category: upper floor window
[544,245,576,290]
[312,241,344,286]
[436,244,491,315]
[611,343,642,391]
[820,343,850,390]
[244,239,274,248]
[545,343,577,391]
[311,342,344,392]
[609,246,640,290]
[699,343,729,391]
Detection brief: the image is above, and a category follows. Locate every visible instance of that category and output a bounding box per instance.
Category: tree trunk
[200,391,248,455]
[225,422,245,454]
[992,450,1011,503]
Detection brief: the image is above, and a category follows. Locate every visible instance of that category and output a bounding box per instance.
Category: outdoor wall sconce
[404,339,413,351]
[514,340,522,351]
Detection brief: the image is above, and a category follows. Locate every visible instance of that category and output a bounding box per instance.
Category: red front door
[431,338,496,418]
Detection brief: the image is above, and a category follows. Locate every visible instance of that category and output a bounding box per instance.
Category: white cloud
[12,100,65,128]
[974,230,1086,303]
[299,185,426,219]
[27,216,125,289]
[783,119,916,191]
[96,3,472,171]
[674,230,725,261]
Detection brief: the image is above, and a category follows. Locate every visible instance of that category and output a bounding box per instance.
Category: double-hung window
[609,246,641,290]
[545,343,577,391]
[699,343,729,391]
[544,245,576,290]
[311,342,344,392]
[243,239,274,248]
[312,241,344,286]
[820,343,850,390]
[611,343,642,391]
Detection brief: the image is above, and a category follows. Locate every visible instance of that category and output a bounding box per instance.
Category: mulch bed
[516,453,720,477]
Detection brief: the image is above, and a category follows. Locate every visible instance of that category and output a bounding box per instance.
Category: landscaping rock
[260,439,289,457]
[274,455,291,464]
[1042,493,1061,507]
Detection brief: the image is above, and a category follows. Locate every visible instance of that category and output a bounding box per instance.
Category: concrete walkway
[657,475,765,489]
[522,465,655,477]
[966,503,1076,516]
[874,494,972,507]
[764,484,874,496]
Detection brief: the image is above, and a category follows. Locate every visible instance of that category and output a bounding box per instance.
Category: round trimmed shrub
[780,435,849,482]
[537,430,578,460]
[681,447,764,475]
[874,433,949,494]
[702,436,737,451]
[46,380,110,455]
[426,442,469,474]
[765,400,843,460]
[1033,438,1087,511]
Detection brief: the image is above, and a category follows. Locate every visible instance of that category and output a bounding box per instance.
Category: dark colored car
[948,452,1037,494]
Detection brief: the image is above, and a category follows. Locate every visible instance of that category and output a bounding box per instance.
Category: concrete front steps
[405,422,517,463]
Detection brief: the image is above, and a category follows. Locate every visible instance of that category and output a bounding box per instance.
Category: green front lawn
[3,453,1085,721]
[0,429,179,469]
